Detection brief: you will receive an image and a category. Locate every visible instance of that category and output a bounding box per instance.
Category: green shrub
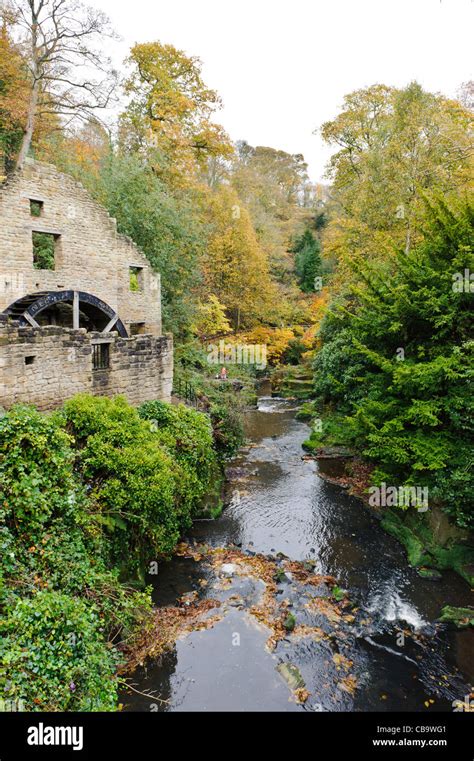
[0,405,77,536]
[282,338,306,366]
[302,411,354,452]
[209,401,244,459]
[139,399,215,486]
[32,232,55,270]
[0,403,154,711]
[310,200,474,527]
[1,591,120,711]
[63,396,179,564]
[64,394,222,566]
[0,393,225,711]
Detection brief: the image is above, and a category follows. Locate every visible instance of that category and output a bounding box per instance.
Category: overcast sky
[95,0,473,182]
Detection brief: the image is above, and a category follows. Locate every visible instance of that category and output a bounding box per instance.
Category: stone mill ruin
[0,159,173,410]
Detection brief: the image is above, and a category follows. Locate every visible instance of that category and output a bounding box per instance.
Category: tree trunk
[16,79,39,170]
[16,5,40,171]
[404,225,411,255]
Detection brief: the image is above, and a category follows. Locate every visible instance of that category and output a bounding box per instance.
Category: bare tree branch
[1,0,119,168]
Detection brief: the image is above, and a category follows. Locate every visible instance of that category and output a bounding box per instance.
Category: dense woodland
[0,0,473,711]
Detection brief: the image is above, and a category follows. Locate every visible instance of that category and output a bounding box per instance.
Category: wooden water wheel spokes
[2,290,128,337]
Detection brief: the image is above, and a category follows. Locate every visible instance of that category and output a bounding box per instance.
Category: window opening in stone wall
[129,266,144,292]
[30,199,44,217]
[24,355,35,365]
[130,322,146,335]
[32,232,59,270]
[92,343,110,370]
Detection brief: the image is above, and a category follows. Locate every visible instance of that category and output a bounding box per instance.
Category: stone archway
[2,290,128,337]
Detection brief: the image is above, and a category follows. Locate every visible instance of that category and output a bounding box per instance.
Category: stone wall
[0,159,162,336]
[0,321,173,410]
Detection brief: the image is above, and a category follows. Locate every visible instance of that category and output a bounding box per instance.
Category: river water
[123,394,473,712]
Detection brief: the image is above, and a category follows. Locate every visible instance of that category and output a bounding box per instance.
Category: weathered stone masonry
[0,159,173,409]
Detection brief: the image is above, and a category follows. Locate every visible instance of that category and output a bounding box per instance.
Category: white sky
[94,0,473,182]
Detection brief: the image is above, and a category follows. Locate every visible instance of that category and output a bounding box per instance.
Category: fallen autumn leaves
[120,542,362,706]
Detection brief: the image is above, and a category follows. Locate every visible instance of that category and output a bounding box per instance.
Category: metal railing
[172,377,199,408]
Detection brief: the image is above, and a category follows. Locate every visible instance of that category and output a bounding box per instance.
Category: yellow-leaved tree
[320,82,474,270]
[121,41,234,187]
[201,186,278,330]
[192,294,232,339]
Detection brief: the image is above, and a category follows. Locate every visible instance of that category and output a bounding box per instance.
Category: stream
[123,391,473,712]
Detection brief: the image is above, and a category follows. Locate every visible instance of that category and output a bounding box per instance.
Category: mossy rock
[439,606,474,628]
[295,402,317,422]
[277,662,305,690]
[302,436,320,453]
[381,509,474,586]
[296,410,313,422]
[381,512,431,567]
[283,378,314,387]
[283,612,296,632]
[417,567,442,580]
[281,388,313,400]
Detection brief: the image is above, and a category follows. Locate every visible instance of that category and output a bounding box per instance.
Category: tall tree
[320,82,473,259]
[292,229,322,292]
[39,116,111,187]
[458,80,474,112]
[121,41,233,186]
[231,142,314,281]
[202,185,277,329]
[0,17,28,169]
[98,153,205,335]
[2,0,117,169]
[313,199,474,527]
